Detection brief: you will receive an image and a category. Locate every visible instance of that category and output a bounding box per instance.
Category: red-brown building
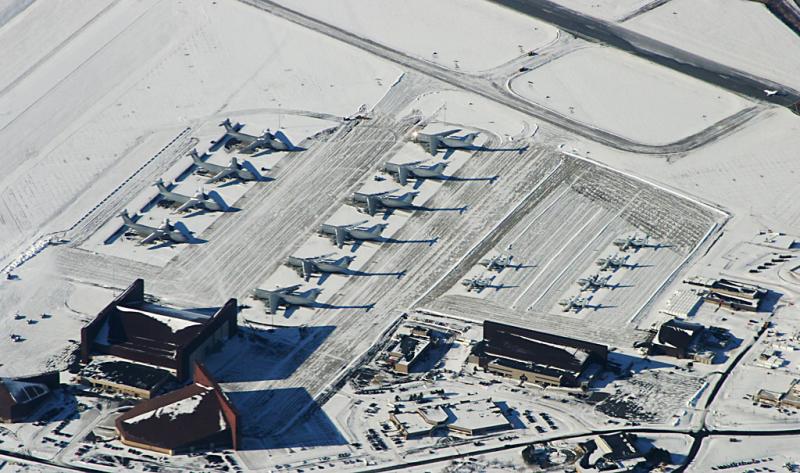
[115,363,239,455]
[80,279,237,382]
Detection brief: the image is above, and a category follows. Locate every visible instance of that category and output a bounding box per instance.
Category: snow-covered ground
[689,434,800,472]
[274,0,560,72]
[509,45,751,145]
[626,0,800,91]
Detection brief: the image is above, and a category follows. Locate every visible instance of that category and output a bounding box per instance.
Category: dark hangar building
[469,320,608,387]
[80,279,238,384]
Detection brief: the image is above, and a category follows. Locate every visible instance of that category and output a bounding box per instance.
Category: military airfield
[2,0,800,472]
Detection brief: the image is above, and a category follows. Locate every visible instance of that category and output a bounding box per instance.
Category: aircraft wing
[140,230,162,245]
[432,129,461,137]
[269,294,281,314]
[239,139,264,154]
[427,136,439,156]
[397,166,410,186]
[175,198,200,213]
[206,168,235,183]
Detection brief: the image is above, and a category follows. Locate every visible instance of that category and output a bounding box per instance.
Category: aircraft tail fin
[154,179,169,194]
[273,130,295,150]
[206,190,228,210]
[219,118,233,131]
[189,148,204,165]
[119,210,134,226]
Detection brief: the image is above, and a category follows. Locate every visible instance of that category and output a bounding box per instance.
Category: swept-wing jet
[577,274,610,292]
[559,295,588,312]
[189,149,260,184]
[596,254,629,271]
[119,210,192,245]
[412,129,479,156]
[384,160,449,186]
[462,275,496,293]
[154,179,227,213]
[252,285,322,314]
[319,221,388,249]
[352,190,419,217]
[286,254,356,281]
[217,118,296,153]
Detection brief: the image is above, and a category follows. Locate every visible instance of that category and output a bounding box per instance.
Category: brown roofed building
[80,279,237,381]
[0,372,60,422]
[469,321,608,387]
[115,363,239,455]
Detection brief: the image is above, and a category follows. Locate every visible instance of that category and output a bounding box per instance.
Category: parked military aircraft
[558,295,588,312]
[119,210,193,245]
[596,254,629,271]
[154,179,227,213]
[577,273,611,292]
[384,160,449,186]
[252,285,322,314]
[216,118,297,153]
[286,254,356,282]
[462,275,496,293]
[319,221,389,249]
[352,190,419,217]
[613,234,665,252]
[412,128,479,156]
[479,254,527,272]
[189,149,260,184]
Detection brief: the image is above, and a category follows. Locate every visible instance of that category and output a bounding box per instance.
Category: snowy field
[274,0,560,72]
[689,435,800,472]
[509,46,751,145]
[626,0,800,91]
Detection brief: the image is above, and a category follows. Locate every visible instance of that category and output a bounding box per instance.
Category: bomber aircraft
[154,179,227,213]
[119,210,193,245]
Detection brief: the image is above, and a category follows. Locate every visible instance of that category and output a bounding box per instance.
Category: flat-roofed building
[78,358,176,399]
[80,279,237,382]
[468,320,607,387]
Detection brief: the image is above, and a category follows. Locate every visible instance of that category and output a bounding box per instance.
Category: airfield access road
[241,0,762,155]
[490,0,800,107]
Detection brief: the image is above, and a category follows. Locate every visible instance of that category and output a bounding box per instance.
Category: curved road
[241,0,766,155]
